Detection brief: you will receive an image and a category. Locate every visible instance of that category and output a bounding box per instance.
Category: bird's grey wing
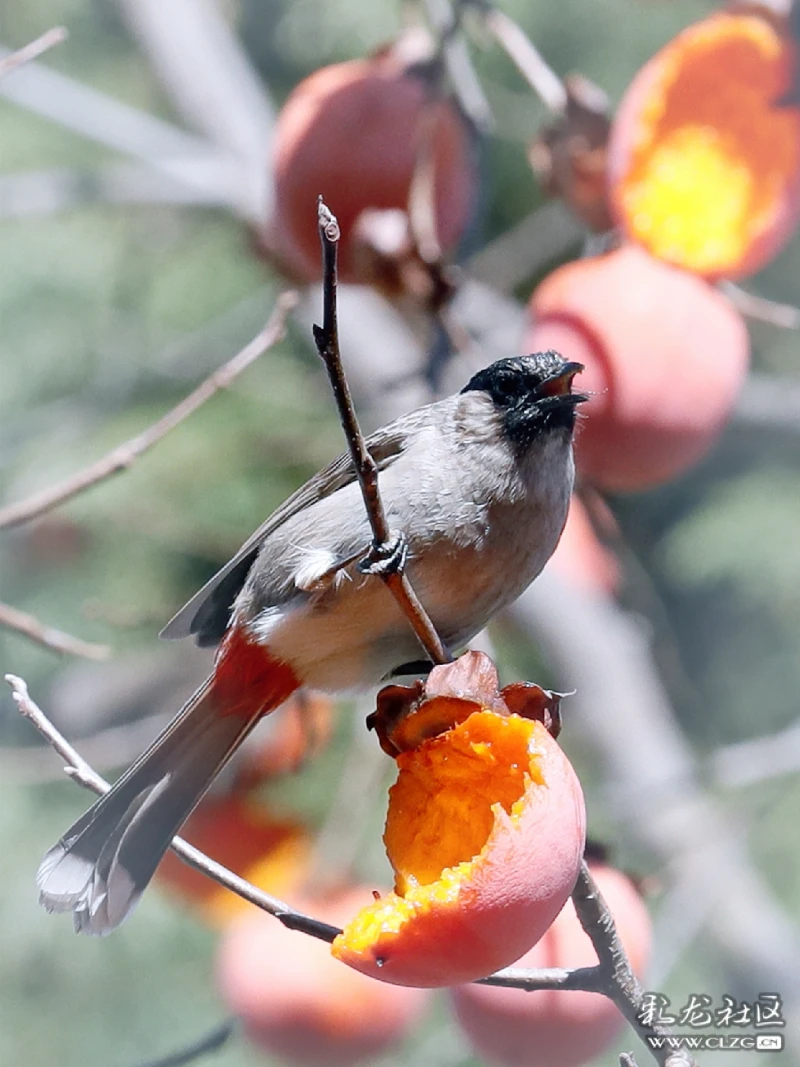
[159,416,421,646]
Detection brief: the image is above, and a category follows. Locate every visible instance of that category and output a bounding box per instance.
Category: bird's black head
[462,352,588,450]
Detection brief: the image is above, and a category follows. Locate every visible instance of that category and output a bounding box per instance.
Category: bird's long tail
[37,630,299,935]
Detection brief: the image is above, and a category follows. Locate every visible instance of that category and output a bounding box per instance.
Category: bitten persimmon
[333,655,586,988]
[216,888,429,1066]
[270,37,476,283]
[450,862,652,1067]
[608,10,800,279]
[527,244,749,491]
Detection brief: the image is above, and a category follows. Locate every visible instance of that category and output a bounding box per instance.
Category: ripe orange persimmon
[450,862,652,1067]
[527,244,749,491]
[270,39,476,283]
[216,888,429,1066]
[333,655,586,987]
[608,10,800,279]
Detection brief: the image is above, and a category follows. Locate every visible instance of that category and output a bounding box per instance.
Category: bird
[37,350,586,935]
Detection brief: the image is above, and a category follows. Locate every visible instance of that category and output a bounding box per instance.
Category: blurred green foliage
[2,0,799,1065]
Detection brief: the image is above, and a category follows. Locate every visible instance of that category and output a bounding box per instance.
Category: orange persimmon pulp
[334,711,544,951]
[612,13,800,277]
[386,711,543,893]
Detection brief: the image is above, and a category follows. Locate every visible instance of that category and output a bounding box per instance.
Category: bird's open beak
[537,362,588,403]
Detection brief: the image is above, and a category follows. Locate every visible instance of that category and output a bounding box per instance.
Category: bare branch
[0,47,239,211]
[475,3,567,113]
[0,27,67,79]
[479,963,603,992]
[711,716,800,787]
[0,292,298,530]
[721,281,800,329]
[0,163,230,218]
[424,0,494,133]
[118,0,275,221]
[0,601,109,661]
[6,673,339,942]
[313,201,451,666]
[127,1018,237,1067]
[466,202,583,294]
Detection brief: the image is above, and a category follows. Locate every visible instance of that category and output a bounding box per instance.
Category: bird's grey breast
[383,391,575,645]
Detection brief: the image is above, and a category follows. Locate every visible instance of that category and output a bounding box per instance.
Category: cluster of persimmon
[169,7,800,1064]
[532,3,800,507]
[263,3,800,584]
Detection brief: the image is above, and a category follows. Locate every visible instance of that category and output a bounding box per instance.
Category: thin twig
[0,27,67,79]
[0,601,109,661]
[127,1018,237,1067]
[5,673,338,943]
[475,3,567,113]
[424,0,494,134]
[620,1055,642,1067]
[312,200,451,667]
[117,0,275,221]
[479,964,603,992]
[0,292,298,530]
[721,281,800,329]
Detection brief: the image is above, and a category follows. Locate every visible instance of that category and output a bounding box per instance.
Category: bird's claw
[358,531,409,577]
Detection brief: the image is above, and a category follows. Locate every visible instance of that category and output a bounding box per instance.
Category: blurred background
[1,0,799,1065]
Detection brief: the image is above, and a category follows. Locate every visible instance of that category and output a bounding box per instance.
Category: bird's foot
[358,531,409,577]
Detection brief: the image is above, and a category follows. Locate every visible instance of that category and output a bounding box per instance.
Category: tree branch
[721,281,800,330]
[0,291,298,530]
[471,1,567,113]
[312,200,451,666]
[6,673,339,943]
[0,601,109,661]
[127,1018,237,1067]
[0,26,67,79]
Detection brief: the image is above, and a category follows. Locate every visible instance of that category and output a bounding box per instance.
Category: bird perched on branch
[38,351,586,935]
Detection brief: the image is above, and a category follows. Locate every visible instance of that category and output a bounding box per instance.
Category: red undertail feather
[212,625,300,717]
[37,628,300,935]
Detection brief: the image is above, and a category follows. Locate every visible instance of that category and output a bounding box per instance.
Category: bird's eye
[493,375,517,402]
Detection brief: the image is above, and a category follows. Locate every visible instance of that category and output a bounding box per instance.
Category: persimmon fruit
[608,10,800,279]
[216,888,429,1066]
[527,244,749,491]
[270,40,476,284]
[333,658,586,988]
[450,861,652,1067]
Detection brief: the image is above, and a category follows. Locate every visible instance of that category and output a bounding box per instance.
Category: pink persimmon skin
[216,888,428,1066]
[450,864,652,1067]
[271,56,475,283]
[527,245,749,492]
[333,721,586,988]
